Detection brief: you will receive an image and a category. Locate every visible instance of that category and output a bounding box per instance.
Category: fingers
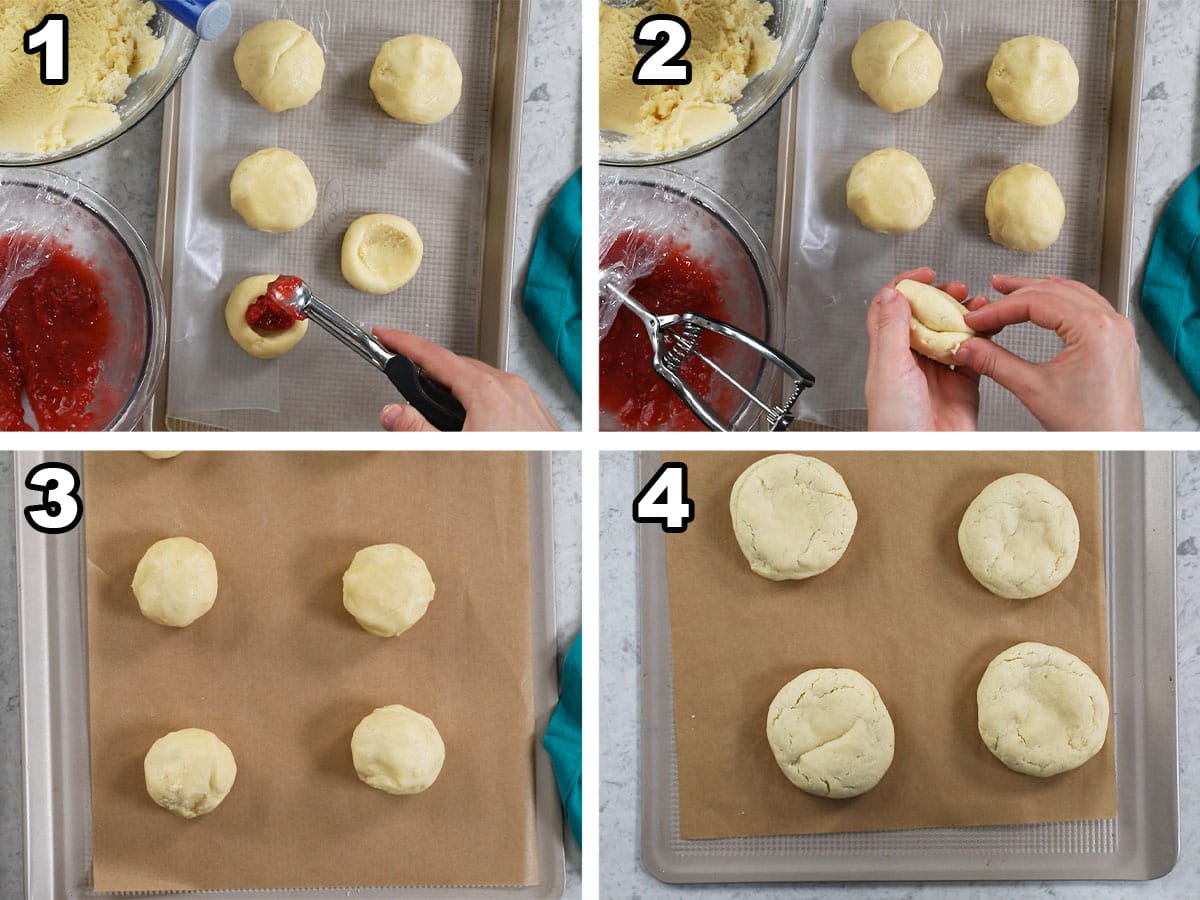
[991,275,1044,295]
[954,337,1042,399]
[380,403,437,433]
[373,328,482,392]
[887,267,935,290]
[939,281,969,302]
[866,287,916,376]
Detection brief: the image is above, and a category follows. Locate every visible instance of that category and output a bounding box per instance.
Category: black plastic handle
[383,355,467,432]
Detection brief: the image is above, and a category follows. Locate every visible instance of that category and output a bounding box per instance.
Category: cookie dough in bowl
[730,454,857,581]
[987,35,1079,127]
[352,704,445,795]
[132,537,218,627]
[234,19,325,112]
[977,641,1109,777]
[341,214,424,294]
[144,728,237,817]
[343,543,435,637]
[230,148,318,234]
[896,279,975,365]
[847,149,935,234]
[767,668,895,798]
[986,163,1066,253]
[852,20,943,113]
[371,35,463,125]
[224,275,310,360]
[958,473,1080,599]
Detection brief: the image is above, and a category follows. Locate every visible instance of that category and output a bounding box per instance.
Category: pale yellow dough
[767,668,895,799]
[132,537,218,627]
[988,35,1079,127]
[0,1,163,154]
[852,20,943,113]
[234,19,325,112]
[224,275,310,359]
[896,279,975,366]
[847,149,935,234]
[986,163,1066,252]
[977,642,1109,777]
[352,704,445,795]
[598,0,779,154]
[341,214,424,294]
[230,148,318,234]
[371,35,463,124]
[343,544,435,637]
[144,728,237,818]
[141,451,183,459]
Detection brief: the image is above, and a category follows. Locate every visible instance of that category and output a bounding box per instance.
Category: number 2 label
[24,15,69,86]
[633,462,695,534]
[633,15,692,86]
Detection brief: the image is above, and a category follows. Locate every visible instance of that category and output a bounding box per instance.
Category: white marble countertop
[600,451,1199,897]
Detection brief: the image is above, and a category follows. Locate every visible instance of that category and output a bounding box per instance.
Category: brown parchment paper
[663,452,1115,840]
[84,451,537,892]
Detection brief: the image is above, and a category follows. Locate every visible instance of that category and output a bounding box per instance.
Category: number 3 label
[24,15,69,86]
[633,462,695,534]
[633,15,692,86]
[24,463,83,535]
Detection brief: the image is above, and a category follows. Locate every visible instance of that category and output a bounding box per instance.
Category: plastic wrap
[0,172,78,311]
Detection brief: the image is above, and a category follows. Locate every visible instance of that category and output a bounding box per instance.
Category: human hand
[866,267,989,431]
[373,328,561,432]
[954,276,1143,431]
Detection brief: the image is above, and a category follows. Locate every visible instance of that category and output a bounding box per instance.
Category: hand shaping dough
[144,728,237,818]
[343,543,435,637]
[767,668,895,798]
[371,35,463,125]
[986,163,1066,252]
[141,451,183,459]
[852,20,943,113]
[341,214,424,294]
[351,704,445,795]
[132,537,218,627]
[977,642,1109,777]
[987,35,1079,127]
[230,148,318,234]
[234,19,325,112]
[896,279,975,365]
[847,149,935,234]
[730,454,857,581]
[224,275,310,359]
[958,473,1080,599]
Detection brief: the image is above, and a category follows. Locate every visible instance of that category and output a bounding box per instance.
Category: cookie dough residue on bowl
[599,0,780,154]
[0,0,163,154]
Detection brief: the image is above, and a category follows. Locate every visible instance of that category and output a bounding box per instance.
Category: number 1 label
[24,15,69,86]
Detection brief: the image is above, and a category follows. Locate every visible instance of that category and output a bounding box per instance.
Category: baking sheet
[776,0,1133,431]
[164,0,514,431]
[83,452,537,892]
[640,451,1178,882]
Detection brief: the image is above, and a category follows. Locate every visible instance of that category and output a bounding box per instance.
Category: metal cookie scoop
[268,277,467,432]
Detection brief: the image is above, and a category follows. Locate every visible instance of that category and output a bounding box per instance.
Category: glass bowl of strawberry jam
[0,170,166,431]
[599,168,783,431]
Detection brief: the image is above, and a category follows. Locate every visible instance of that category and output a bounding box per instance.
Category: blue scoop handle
[155,0,232,41]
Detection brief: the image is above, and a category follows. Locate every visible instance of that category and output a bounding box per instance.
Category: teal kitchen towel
[524,170,582,395]
[542,633,582,845]
[1144,165,1200,399]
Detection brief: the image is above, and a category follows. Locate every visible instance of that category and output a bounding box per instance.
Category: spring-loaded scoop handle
[154,1,232,40]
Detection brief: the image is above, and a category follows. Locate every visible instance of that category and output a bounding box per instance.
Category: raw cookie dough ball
[852,20,943,113]
[896,279,976,365]
[351,704,445,795]
[341,214,424,294]
[371,35,463,124]
[224,275,310,360]
[977,642,1109,776]
[234,19,325,112]
[132,537,218,627]
[144,728,237,818]
[730,454,857,581]
[767,668,895,798]
[986,163,1066,252]
[141,451,183,459]
[343,543,435,637]
[230,148,318,234]
[958,473,1080,599]
[987,35,1079,126]
[847,149,935,234]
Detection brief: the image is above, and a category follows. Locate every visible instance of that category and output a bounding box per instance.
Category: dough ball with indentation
[230,148,317,234]
[767,668,894,798]
[730,454,857,581]
[224,274,310,360]
[132,537,218,627]
[141,451,183,459]
[852,20,943,113]
[958,473,1079,599]
[341,214,424,294]
[343,544,435,637]
[144,728,237,818]
[987,35,1079,126]
[977,641,1109,776]
[896,279,975,365]
[234,19,325,112]
[986,163,1065,252]
[352,704,445,794]
[371,35,463,124]
[847,149,935,234]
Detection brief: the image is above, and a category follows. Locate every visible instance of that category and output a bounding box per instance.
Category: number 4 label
[24,15,69,86]
[24,462,83,535]
[633,462,695,534]
[633,15,692,86]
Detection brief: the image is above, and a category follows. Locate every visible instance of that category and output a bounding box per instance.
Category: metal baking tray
[17,451,564,898]
[771,0,1146,431]
[639,451,1178,882]
[149,0,529,431]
